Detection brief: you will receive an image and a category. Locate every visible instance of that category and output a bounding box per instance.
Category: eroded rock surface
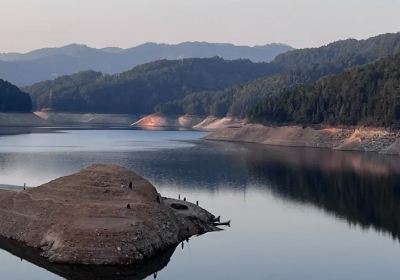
[0,164,218,265]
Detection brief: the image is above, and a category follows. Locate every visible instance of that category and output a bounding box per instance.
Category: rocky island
[0,165,220,265]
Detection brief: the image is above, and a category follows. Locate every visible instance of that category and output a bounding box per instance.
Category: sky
[1,0,400,53]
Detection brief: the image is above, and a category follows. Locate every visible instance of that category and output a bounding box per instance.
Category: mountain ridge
[0,42,292,86]
[160,32,400,118]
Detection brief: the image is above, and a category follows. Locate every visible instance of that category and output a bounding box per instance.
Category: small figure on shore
[183,197,186,201]
[23,183,26,191]
[127,204,131,209]
[129,182,133,190]
[181,242,184,249]
[196,200,199,206]
[156,196,160,203]
[153,272,158,279]
[178,194,181,200]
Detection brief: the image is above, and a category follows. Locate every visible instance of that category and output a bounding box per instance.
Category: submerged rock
[0,164,219,265]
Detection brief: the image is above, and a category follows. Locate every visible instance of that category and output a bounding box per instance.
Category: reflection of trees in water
[0,236,175,280]
[3,138,400,266]
[242,145,400,240]
[121,143,254,190]
[120,141,400,241]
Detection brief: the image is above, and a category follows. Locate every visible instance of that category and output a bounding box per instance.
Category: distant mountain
[0,42,293,86]
[159,32,400,118]
[247,52,400,128]
[0,79,31,112]
[25,57,277,114]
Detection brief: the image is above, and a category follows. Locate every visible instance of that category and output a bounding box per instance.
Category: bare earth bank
[0,113,48,127]
[132,113,243,131]
[206,124,400,155]
[0,112,138,127]
[34,112,138,126]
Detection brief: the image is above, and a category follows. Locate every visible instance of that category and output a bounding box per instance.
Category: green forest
[157,32,400,118]
[25,57,277,114]
[3,32,400,128]
[247,52,400,127]
[0,79,32,112]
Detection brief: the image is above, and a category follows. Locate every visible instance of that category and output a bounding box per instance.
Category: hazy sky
[1,0,400,53]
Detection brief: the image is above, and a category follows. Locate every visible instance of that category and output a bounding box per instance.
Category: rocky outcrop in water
[0,164,219,265]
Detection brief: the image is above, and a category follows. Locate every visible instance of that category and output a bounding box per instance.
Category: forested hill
[23,32,400,118]
[158,32,400,118]
[272,32,400,82]
[247,52,400,127]
[0,79,32,112]
[25,57,277,114]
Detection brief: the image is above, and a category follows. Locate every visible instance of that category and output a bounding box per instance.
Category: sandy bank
[0,164,220,265]
[0,113,49,127]
[133,113,244,131]
[193,116,244,131]
[206,124,400,155]
[0,112,138,127]
[132,113,204,129]
[34,112,137,126]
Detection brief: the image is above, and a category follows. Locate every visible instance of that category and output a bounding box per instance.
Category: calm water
[1,129,400,280]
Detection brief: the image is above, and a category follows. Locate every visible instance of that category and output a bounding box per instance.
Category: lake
[0,128,400,280]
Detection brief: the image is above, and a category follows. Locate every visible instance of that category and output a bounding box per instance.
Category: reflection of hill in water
[0,236,175,280]
[2,139,400,276]
[131,142,400,240]
[240,144,400,240]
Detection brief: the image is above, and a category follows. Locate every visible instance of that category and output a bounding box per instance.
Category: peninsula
[0,165,220,265]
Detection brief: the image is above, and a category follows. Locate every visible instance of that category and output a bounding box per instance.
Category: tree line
[0,79,32,112]
[247,52,400,128]
[25,57,277,114]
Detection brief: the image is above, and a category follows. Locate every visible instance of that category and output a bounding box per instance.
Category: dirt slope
[206,124,400,155]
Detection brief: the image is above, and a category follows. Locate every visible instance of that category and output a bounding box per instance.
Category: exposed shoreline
[132,113,244,131]
[206,123,400,155]
[0,112,138,127]
[2,112,400,155]
[131,113,400,156]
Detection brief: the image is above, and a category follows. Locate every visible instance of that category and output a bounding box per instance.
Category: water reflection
[1,131,400,242]
[0,237,176,280]
[235,144,400,240]
[1,129,400,279]
[145,141,400,241]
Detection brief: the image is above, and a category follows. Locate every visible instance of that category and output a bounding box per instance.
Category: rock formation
[0,164,219,265]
